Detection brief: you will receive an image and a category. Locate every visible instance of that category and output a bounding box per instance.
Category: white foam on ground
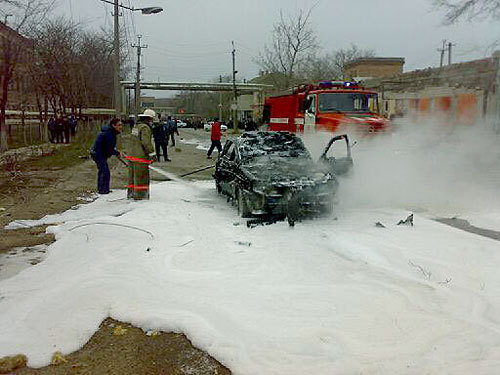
[1,179,500,374]
[0,245,48,282]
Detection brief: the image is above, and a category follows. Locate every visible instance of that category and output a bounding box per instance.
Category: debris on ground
[247,215,285,228]
[375,221,386,228]
[397,214,414,226]
[235,241,252,247]
[112,325,128,336]
[0,354,27,373]
[51,351,68,365]
[145,330,161,337]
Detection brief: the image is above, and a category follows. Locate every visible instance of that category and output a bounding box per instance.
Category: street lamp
[100,0,164,14]
[140,7,163,14]
[99,0,163,115]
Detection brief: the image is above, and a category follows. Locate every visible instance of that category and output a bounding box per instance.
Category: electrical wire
[68,0,74,21]
[127,0,137,37]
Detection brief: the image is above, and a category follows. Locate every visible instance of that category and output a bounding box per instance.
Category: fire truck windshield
[318,93,377,113]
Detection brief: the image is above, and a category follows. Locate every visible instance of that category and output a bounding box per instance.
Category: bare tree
[299,44,375,82]
[28,18,122,119]
[0,0,54,151]
[257,7,319,89]
[331,44,375,79]
[301,53,339,82]
[434,0,500,23]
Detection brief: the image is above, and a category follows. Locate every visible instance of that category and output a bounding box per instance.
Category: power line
[127,1,137,37]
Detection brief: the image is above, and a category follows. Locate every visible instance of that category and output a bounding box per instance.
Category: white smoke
[303,118,500,216]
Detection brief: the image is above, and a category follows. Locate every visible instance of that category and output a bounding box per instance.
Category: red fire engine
[262,81,389,134]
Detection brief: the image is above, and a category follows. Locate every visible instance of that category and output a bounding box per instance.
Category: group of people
[152,115,179,162]
[47,112,78,144]
[91,111,246,200]
[91,109,180,200]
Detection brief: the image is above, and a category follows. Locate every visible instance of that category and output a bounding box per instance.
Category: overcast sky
[58,0,499,92]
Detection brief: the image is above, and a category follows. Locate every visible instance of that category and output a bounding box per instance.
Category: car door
[215,140,238,195]
[304,94,316,132]
[318,134,353,176]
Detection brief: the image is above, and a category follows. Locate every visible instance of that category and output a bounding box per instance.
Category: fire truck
[262,81,389,134]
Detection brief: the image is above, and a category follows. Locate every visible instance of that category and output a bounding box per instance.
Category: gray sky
[59,0,499,90]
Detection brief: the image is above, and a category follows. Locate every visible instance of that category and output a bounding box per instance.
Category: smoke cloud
[304,118,500,216]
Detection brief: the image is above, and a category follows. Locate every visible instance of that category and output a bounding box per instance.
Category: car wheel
[321,198,334,215]
[236,188,251,218]
[215,180,222,194]
[285,191,299,226]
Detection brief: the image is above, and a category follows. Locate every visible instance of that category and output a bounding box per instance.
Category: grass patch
[28,128,99,170]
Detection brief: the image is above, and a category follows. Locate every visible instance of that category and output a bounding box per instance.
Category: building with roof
[0,21,36,113]
[344,57,405,81]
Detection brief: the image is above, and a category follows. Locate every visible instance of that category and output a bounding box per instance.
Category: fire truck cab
[263,81,388,134]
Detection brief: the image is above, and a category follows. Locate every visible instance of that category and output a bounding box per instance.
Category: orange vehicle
[263,81,389,134]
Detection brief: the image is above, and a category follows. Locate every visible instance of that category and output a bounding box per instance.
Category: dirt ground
[0,129,231,374]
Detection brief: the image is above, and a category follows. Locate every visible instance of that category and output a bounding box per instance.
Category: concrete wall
[345,60,404,81]
[363,53,500,127]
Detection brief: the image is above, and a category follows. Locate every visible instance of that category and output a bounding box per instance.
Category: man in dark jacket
[91,118,123,194]
[69,114,77,137]
[63,115,71,143]
[54,112,65,144]
[167,116,179,147]
[152,118,170,162]
[47,115,56,143]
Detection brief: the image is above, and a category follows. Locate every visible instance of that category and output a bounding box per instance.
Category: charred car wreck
[214,131,351,226]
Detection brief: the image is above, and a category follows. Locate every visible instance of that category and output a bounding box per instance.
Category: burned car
[214,131,338,225]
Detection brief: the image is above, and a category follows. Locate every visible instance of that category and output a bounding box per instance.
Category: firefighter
[123,109,156,200]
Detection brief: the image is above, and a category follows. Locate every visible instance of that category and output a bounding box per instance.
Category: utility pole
[232,41,239,134]
[113,0,121,116]
[132,35,148,120]
[438,39,447,68]
[219,75,223,122]
[448,42,455,65]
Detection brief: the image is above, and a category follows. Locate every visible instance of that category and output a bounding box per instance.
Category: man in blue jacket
[91,118,123,194]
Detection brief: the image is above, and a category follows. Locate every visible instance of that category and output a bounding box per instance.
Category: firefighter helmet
[139,109,156,119]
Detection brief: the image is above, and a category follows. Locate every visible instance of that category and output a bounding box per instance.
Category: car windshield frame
[318,92,378,113]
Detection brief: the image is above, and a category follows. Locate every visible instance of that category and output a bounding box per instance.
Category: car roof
[237,131,310,159]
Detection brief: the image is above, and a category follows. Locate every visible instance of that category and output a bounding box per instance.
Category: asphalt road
[435,217,500,241]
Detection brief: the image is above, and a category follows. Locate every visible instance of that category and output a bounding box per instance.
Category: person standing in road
[153,117,171,162]
[69,114,78,138]
[90,117,123,195]
[47,115,56,143]
[207,117,222,159]
[168,116,179,147]
[63,114,71,143]
[54,111,65,144]
[123,109,155,200]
